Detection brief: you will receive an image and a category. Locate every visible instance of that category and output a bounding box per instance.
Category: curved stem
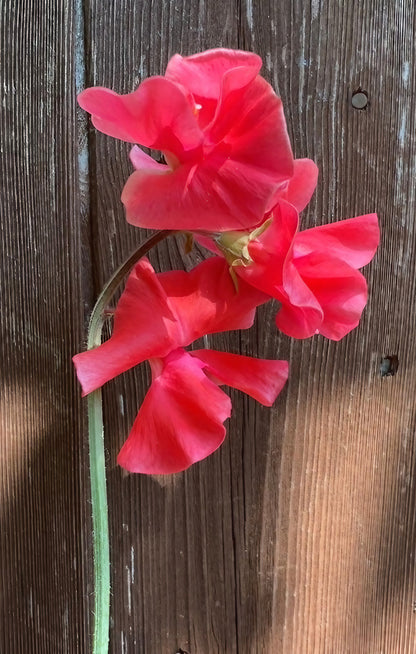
[87,229,176,653]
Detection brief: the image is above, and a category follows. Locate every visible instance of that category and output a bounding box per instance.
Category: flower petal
[122,137,292,231]
[293,213,379,268]
[210,75,294,195]
[239,201,299,295]
[117,349,231,474]
[276,158,319,212]
[165,49,262,101]
[166,49,262,130]
[156,256,268,342]
[73,259,180,395]
[276,259,324,338]
[190,349,289,406]
[122,157,234,232]
[295,252,369,340]
[78,78,203,161]
[129,145,169,172]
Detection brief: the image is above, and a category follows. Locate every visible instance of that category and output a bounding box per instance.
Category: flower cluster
[74,48,379,474]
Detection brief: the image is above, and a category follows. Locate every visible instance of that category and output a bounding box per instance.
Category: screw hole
[380,355,399,377]
[351,88,368,110]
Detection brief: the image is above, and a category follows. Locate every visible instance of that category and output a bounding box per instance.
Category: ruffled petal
[117,349,231,474]
[165,49,262,101]
[78,78,203,161]
[129,145,169,172]
[190,349,289,406]
[293,213,379,268]
[157,256,268,342]
[72,258,181,395]
[122,141,292,231]
[239,201,299,295]
[210,76,294,195]
[295,252,369,340]
[276,260,324,338]
[122,157,231,231]
[276,158,319,212]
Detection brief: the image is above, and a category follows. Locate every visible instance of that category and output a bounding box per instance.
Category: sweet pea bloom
[214,200,380,340]
[78,48,295,232]
[74,257,289,473]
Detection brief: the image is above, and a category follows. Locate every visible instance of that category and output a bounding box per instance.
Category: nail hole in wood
[380,355,399,377]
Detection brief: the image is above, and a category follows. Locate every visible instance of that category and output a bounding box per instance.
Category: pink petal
[157,256,268,341]
[122,140,291,231]
[73,259,180,395]
[165,49,262,101]
[190,349,289,406]
[294,213,379,268]
[78,78,203,161]
[231,201,325,338]
[239,201,299,295]
[193,233,221,255]
[295,253,369,340]
[276,259,324,338]
[209,76,294,193]
[167,50,262,131]
[117,349,231,474]
[129,145,169,172]
[276,158,319,212]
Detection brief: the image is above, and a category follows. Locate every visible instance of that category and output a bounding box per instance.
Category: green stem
[87,229,176,653]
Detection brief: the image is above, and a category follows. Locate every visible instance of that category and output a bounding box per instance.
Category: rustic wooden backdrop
[1,0,416,652]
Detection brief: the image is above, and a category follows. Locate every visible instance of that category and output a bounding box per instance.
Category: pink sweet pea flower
[77,48,294,232]
[73,257,288,474]
[214,200,380,340]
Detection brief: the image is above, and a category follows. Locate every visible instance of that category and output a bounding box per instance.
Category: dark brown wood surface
[1,1,416,652]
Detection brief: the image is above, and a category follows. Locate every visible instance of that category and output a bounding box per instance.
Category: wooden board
[1,0,416,651]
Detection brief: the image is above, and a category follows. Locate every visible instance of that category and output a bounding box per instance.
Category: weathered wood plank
[251,1,416,652]
[0,0,90,651]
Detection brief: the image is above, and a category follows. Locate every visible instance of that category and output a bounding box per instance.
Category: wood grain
[1,0,416,652]
[0,0,91,651]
